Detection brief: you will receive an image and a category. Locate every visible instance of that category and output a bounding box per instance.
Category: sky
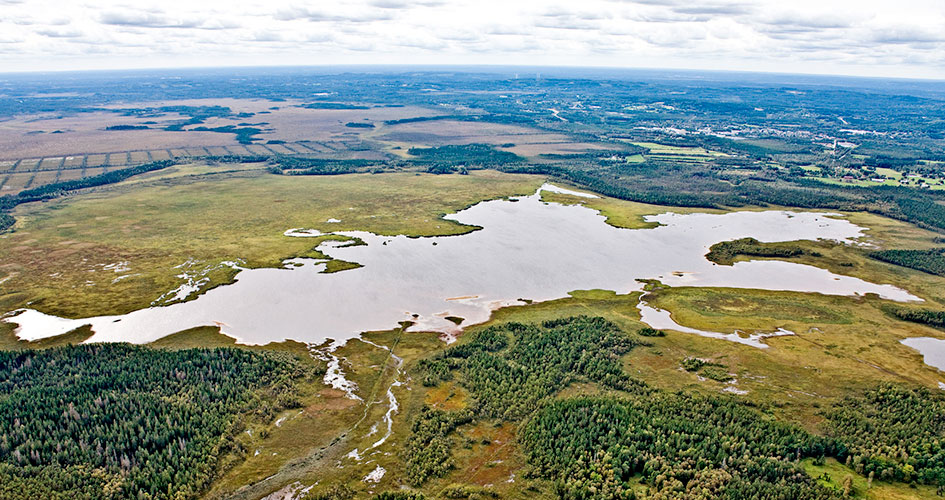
[1,0,945,79]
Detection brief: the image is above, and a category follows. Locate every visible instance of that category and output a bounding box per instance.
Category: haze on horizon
[1,0,944,80]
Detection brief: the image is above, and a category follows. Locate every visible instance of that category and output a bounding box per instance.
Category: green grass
[0,322,93,350]
[539,188,724,230]
[803,458,940,499]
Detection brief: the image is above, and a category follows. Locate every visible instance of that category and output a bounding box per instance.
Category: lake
[4,184,919,346]
[902,337,945,372]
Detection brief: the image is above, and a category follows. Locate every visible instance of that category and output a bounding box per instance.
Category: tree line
[869,247,945,276]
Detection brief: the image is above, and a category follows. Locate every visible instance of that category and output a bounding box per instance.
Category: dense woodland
[522,395,835,499]
[869,248,945,276]
[882,306,945,329]
[823,385,945,487]
[0,344,313,500]
[408,317,646,484]
[407,144,525,171]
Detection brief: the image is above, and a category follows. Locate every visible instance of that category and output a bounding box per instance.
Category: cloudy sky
[1,0,944,78]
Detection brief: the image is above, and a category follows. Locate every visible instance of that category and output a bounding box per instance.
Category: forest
[869,248,945,276]
[521,395,834,500]
[882,306,945,329]
[0,344,314,500]
[408,317,646,484]
[405,316,945,499]
[407,144,525,170]
[824,385,945,488]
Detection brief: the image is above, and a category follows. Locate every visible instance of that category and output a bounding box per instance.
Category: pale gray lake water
[902,337,945,372]
[4,184,920,346]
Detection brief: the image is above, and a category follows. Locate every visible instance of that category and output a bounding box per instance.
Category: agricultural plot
[263,143,294,154]
[85,153,106,167]
[62,155,84,168]
[129,150,150,163]
[149,149,171,161]
[16,158,40,171]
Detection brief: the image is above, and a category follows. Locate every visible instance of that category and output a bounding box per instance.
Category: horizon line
[2,62,945,84]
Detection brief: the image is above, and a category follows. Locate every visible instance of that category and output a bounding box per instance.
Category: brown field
[129,151,150,163]
[86,154,106,167]
[0,110,232,159]
[296,141,329,153]
[17,158,40,171]
[263,143,294,154]
[242,144,270,155]
[29,171,57,186]
[62,155,84,168]
[500,141,618,156]
[0,172,31,194]
[37,157,61,170]
[0,97,612,197]
[57,169,84,183]
[300,142,332,153]
[278,143,308,154]
[370,119,624,158]
[381,119,542,138]
[149,149,171,161]
[0,98,443,160]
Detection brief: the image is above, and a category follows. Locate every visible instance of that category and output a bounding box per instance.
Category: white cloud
[0,0,942,78]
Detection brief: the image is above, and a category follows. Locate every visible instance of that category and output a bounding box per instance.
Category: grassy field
[803,458,941,499]
[0,167,543,318]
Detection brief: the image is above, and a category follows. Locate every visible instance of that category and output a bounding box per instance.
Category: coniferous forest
[0,344,311,500]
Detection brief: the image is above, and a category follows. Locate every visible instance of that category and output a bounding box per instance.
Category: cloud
[0,0,943,79]
[99,11,205,29]
[36,28,84,38]
[870,27,945,45]
[672,4,753,16]
[273,6,394,23]
[368,0,408,8]
[757,13,852,32]
[367,0,444,7]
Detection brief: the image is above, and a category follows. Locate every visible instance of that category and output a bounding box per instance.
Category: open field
[371,119,627,158]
